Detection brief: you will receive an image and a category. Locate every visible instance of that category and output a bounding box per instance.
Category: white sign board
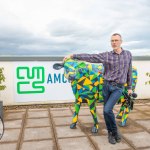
[14,61,74,102]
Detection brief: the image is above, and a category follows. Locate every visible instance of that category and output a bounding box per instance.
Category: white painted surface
[0,60,149,105]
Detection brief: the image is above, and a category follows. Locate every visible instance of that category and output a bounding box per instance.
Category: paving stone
[98,108,118,115]
[96,107,104,113]
[97,103,103,106]
[58,137,94,150]
[28,108,48,111]
[78,123,95,134]
[0,143,17,150]
[24,127,52,140]
[79,115,101,124]
[5,109,26,113]
[50,109,72,117]
[134,104,145,106]
[114,104,124,109]
[53,116,72,125]
[27,111,49,118]
[128,112,150,120]
[1,103,150,150]
[71,106,104,115]
[145,111,150,115]
[114,106,138,113]
[128,109,138,113]
[118,119,144,133]
[71,106,89,109]
[50,107,70,111]
[91,135,130,150]
[136,120,150,130]
[113,107,120,112]
[97,122,107,135]
[26,118,50,127]
[0,129,20,142]
[134,105,150,111]
[70,106,88,111]
[21,140,53,150]
[124,131,150,148]
[70,106,89,114]
[80,122,107,135]
[76,108,92,116]
[97,114,104,121]
[96,105,103,109]
[96,107,104,114]
[4,112,25,120]
[55,125,85,138]
[4,120,22,129]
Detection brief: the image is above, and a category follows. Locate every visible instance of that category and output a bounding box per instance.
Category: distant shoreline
[0,56,150,61]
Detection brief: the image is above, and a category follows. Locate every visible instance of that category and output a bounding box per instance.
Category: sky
[0,0,150,56]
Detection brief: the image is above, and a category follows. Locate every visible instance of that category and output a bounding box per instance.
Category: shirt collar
[112,48,124,54]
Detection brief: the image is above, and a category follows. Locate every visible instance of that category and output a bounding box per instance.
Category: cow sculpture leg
[116,99,130,127]
[70,98,99,133]
[116,100,125,119]
[70,100,82,129]
[119,106,130,127]
[87,99,99,133]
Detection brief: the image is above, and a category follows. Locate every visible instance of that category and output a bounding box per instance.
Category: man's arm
[64,53,106,63]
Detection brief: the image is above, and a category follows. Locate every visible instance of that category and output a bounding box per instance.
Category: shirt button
[116,80,119,83]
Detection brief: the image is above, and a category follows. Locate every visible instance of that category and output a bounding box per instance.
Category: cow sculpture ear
[53,63,64,70]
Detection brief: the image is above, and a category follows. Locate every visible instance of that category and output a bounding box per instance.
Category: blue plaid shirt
[73,49,132,89]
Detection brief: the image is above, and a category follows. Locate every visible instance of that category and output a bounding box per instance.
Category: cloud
[0,0,149,56]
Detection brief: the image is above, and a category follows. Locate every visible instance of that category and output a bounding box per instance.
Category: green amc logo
[17,66,45,94]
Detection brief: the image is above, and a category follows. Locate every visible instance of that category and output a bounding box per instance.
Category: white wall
[133,61,150,99]
[0,60,150,106]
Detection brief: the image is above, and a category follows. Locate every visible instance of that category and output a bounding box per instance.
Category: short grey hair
[112,33,122,39]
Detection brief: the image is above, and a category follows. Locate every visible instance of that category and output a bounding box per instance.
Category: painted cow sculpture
[53,58,137,133]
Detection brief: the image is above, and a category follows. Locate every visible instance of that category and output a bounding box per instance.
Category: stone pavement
[0,102,150,150]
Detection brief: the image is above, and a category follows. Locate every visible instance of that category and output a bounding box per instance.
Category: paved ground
[0,102,150,150]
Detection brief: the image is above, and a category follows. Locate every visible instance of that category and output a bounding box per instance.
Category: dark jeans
[102,82,123,134]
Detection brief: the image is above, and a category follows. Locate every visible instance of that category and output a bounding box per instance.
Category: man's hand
[128,89,132,95]
[63,54,73,62]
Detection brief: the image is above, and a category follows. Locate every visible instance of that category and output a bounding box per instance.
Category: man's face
[111,35,122,50]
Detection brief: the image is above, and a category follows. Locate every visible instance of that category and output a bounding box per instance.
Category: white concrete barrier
[133,61,150,99]
[0,58,150,105]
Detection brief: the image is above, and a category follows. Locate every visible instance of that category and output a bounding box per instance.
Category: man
[63,33,132,144]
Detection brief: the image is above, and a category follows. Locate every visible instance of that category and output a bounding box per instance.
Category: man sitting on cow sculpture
[53,58,137,133]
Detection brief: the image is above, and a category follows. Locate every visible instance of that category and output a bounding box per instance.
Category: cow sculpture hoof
[118,122,127,127]
[70,123,77,129]
[91,126,98,133]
